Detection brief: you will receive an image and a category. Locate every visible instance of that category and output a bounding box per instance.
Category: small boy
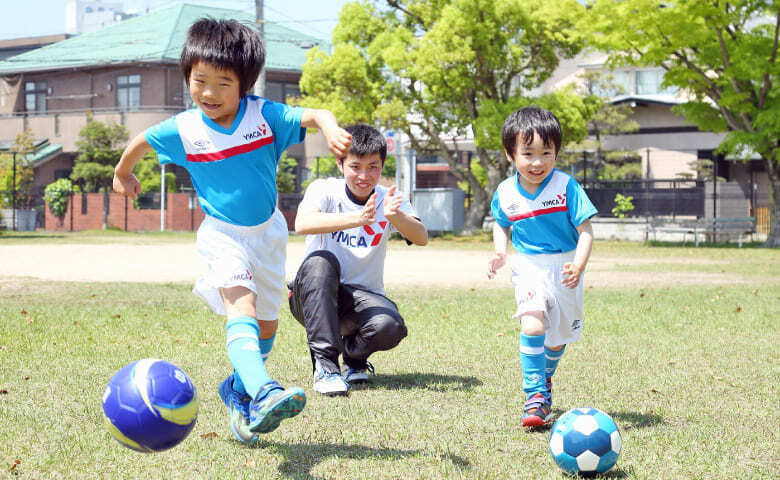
[487,107,597,427]
[289,124,428,396]
[113,18,352,444]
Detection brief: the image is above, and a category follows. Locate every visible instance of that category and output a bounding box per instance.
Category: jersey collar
[514,168,556,200]
[345,183,375,206]
[200,96,247,135]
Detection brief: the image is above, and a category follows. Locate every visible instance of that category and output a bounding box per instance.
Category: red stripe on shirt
[507,205,568,222]
[185,135,274,163]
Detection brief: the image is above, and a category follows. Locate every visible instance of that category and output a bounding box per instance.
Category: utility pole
[11,151,16,231]
[254,0,265,98]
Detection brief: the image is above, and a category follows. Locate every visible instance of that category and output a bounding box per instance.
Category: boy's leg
[544,344,565,401]
[339,286,407,380]
[519,312,552,427]
[231,323,276,396]
[289,250,349,395]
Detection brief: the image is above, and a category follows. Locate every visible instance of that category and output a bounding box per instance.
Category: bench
[646,217,756,247]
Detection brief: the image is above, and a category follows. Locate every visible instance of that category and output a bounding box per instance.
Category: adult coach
[288,124,428,396]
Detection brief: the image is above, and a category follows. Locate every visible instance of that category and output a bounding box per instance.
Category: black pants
[288,250,408,374]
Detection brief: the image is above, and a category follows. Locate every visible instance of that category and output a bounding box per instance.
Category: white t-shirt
[297,178,416,295]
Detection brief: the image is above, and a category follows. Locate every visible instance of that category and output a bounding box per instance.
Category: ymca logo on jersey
[331,221,388,248]
[242,123,270,142]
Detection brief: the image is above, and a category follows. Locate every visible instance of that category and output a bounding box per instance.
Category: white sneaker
[313,361,350,396]
[341,362,374,384]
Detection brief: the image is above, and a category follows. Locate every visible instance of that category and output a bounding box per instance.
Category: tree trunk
[764,155,780,247]
[102,189,109,230]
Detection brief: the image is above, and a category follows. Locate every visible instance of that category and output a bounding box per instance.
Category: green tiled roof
[0,3,327,74]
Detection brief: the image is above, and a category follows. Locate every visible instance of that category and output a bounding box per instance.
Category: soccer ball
[102,359,199,452]
[548,407,622,477]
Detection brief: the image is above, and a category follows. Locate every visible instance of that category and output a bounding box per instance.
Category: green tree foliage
[297,0,594,229]
[560,71,641,181]
[44,178,73,218]
[611,192,635,218]
[303,155,341,189]
[0,130,35,208]
[135,151,177,194]
[70,115,129,229]
[586,0,780,245]
[277,154,298,194]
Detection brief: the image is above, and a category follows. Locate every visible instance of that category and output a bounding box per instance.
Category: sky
[0,0,353,42]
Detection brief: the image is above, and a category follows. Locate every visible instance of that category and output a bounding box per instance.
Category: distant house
[0,2,331,196]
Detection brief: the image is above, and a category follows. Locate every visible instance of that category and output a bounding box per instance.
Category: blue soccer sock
[545,345,566,379]
[226,316,272,400]
[232,332,276,395]
[520,333,547,398]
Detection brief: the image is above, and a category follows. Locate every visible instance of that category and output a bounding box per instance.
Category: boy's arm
[295,192,378,234]
[488,222,510,279]
[562,218,594,289]
[113,132,152,200]
[382,186,428,246]
[300,109,352,157]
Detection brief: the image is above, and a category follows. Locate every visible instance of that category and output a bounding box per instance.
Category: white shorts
[193,209,287,319]
[510,250,584,348]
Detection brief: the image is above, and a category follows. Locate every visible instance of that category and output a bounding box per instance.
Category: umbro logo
[192,139,212,150]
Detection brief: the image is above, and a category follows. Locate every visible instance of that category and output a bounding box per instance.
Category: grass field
[0,236,778,479]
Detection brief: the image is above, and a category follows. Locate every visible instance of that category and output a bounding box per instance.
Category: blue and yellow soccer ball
[102,359,199,452]
[548,407,622,477]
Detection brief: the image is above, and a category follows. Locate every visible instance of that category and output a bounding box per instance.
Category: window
[591,70,632,97]
[265,81,300,104]
[117,74,141,110]
[636,69,677,95]
[25,81,47,112]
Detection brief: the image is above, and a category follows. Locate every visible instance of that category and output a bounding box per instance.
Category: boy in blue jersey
[113,18,352,444]
[487,107,597,428]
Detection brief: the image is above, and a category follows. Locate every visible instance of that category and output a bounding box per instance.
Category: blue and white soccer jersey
[145,96,305,317]
[491,169,597,347]
[297,178,416,296]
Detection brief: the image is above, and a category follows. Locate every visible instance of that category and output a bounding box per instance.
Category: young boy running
[289,124,428,396]
[113,18,352,444]
[487,107,597,427]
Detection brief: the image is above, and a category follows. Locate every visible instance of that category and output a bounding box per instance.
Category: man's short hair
[180,18,265,96]
[502,106,562,157]
[342,124,387,163]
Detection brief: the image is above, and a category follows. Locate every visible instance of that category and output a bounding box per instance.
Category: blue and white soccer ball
[548,407,622,477]
[102,359,199,452]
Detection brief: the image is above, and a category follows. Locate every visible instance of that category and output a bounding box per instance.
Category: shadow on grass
[360,372,482,392]
[0,233,66,240]
[255,440,470,479]
[609,410,663,430]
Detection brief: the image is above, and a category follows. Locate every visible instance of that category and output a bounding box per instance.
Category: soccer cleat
[217,374,258,445]
[248,380,306,434]
[341,362,375,384]
[522,392,552,428]
[313,361,350,396]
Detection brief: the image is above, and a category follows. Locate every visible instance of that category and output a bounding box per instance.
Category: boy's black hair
[180,18,265,96]
[341,124,387,164]
[502,106,562,157]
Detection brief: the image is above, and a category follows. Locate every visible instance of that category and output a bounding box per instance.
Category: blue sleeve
[491,189,512,228]
[566,177,598,226]
[144,117,186,166]
[262,101,306,157]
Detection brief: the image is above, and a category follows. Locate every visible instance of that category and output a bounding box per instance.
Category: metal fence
[584,179,705,218]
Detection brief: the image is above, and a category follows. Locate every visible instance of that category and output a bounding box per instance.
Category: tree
[297,0,595,229]
[586,0,780,246]
[0,130,35,209]
[559,71,641,182]
[70,114,129,229]
[277,153,298,194]
[135,151,177,195]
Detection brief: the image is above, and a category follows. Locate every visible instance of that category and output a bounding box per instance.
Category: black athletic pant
[288,250,408,374]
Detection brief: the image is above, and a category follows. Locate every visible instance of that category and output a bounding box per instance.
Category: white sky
[0,0,352,42]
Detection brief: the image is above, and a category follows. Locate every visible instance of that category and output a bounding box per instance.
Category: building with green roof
[0,2,328,202]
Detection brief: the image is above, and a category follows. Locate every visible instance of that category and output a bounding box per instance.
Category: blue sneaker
[218,375,258,445]
[248,380,306,434]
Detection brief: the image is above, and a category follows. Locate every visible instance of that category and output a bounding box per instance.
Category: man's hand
[356,192,377,225]
[323,125,352,158]
[113,173,142,200]
[383,185,403,219]
[487,252,507,279]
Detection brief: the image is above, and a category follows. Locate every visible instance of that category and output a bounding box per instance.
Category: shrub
[611,193,635,218]
[44,178,73,218]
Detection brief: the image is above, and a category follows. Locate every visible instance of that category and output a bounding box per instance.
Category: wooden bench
[702,217,756,247]
[646,217,756,247]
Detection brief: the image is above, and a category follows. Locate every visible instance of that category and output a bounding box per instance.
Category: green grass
[1,269,778,478]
